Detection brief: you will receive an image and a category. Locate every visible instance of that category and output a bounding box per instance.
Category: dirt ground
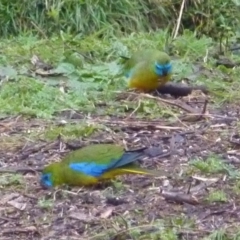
[1,96,240,240]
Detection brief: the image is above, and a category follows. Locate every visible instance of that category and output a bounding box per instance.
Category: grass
[1,30,240,239]
[1,0,239,40]
[206,190,228,203]
[43,123,99,141]
[0,174,23,186]
[190,155,228,174]
[37,198,54,210]
[1,30,240,119]
[0,0,160,36]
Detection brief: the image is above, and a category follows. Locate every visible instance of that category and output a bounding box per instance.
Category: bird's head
[40,172,53,188]
[154,53,172,77]
[40,163,60,188]
[155,62,172,76]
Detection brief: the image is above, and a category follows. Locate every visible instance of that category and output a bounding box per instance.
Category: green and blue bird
[122,49,172,92]
[40,144,162,188]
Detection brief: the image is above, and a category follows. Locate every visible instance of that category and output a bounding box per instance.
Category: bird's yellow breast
[63,170,99,186]
[129,74,171,92]
[127,61,171,92]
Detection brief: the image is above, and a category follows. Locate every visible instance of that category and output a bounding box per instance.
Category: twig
[181,99,208,122]
[137,93,199,114]
[2,226,39,235]
[88,118,184,130]
[161,189,199,205]
[199,99,208,118]
[173,0,186,39]
[127,98,142,119]
[30,21,47,39]
[0,167,43,174]
[203,49,209,63]
[169,134,176,157]
[18,140,59,160]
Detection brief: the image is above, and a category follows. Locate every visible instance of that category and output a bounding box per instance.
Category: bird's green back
[62,144,125,165]
[123,49,171,73]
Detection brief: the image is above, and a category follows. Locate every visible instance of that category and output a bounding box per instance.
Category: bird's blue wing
[69,161,114,177]
[69,152,143,177]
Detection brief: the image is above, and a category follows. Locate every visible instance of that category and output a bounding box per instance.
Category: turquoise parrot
[122,49,172,91]
[40,144,163,188]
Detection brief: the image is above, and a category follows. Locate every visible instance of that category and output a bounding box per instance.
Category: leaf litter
[1,35,240,239]
[1,91,240,239]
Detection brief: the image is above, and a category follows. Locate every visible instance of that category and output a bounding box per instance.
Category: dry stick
[137,93,199,114]
[2,226,39,235]
[88,118,184,130]
[196,99,208,121]
[18,141,59,161]
[155,100,189,128]
[180,99,209,122]
[67,117,186,130]
[30,21,47,39]
[127,98,142,119]
[0,167,43,174]
[161,189,199,205]
[0,216,11,222]
[136,92,208,125]
[173,0,186,39]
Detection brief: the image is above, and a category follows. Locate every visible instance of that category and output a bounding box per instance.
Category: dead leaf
[68,211,95,223]
[8,196,27,210]
[192,175,219,183]
[0,193,20,205]
[100,207,114,219]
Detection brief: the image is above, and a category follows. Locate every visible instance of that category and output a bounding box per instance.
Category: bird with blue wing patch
[40,144,164,188]
[122,49,172,92]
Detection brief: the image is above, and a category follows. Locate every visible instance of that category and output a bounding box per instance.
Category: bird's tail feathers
[112,152,144,169]
[120,166,167,176]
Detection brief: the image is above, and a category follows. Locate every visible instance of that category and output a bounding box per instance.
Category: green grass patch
[2,30,231,120]
[190,155,230,174]
[43,123,99,141]
[206,190,228,203]
[0,174,24,186]
[37,197,55,210]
